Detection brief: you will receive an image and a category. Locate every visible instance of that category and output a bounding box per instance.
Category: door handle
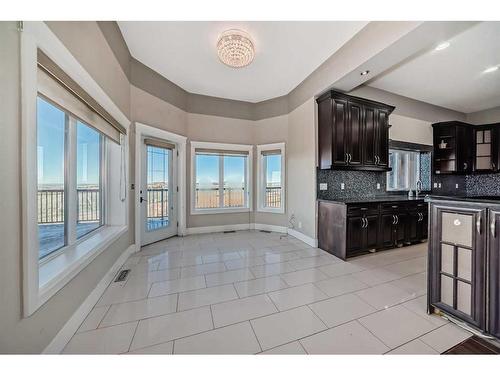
[491,217,496,238]
[477,215,482,235]
[140,197,147,203]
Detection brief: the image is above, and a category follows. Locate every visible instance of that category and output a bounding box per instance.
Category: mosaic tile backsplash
[466,174,500,196]
[317,169,386,200]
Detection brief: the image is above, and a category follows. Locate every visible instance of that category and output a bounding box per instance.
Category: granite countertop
[318,195,427,204]
[425,195,500,204]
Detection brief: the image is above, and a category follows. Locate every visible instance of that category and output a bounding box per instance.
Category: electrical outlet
[455,184,459,189]
[340,183,345,190]
[298,221,302,229]
[319,183,328,191]
[376,183,381,190]
[433,182,438,188]
[438,183,442,188]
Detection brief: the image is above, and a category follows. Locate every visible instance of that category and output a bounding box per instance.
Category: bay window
[191,142,252,214]
[257,143,286,213]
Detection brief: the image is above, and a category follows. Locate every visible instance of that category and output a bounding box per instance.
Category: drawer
[408,201,428,211]
[380,202,407,212]
[347,203,379,216]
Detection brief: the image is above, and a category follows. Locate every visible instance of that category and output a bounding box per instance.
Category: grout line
[248,319,263,353]
[127,320,140,353]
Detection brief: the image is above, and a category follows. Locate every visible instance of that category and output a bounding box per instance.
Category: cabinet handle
[492,162,496,170]
[491,217,496,238]
[476,216,482,235]
[345,153,348,163]
[392,215,396,225]
[395,215,399,224]
[348,153,352,163]
[363,218,367,228]
[375,155,379,164]
[464,162,468,170]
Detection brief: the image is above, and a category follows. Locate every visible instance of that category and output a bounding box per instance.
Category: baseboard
[185,223,252,235]
[42,244,136,354]
[253,223,287,233]
[287,228,318,247]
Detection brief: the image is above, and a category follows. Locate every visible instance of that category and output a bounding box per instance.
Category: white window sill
[191,207,252,215]
[37,225,128,308]
[257,207,285,214]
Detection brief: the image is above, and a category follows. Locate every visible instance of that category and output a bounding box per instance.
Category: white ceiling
[118,21,367,102]
[368,21,500,114]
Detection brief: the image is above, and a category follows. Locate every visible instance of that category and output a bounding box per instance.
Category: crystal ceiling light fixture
[217,29,255,68]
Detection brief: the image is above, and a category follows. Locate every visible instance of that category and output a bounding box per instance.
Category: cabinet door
[488,210,500,339]
[429,205,486,329]
[376,109,389,167]
[473,127,499,173]
[395,212,407,245]
[380,213,396,248]
[317,98,333,169]
[365,214,379,250]
[457,126,473,173]
[347,216,364,254]
[332,98,349,167]
[363,106,377,166]
[347,101,363,166]
[421,211,429,240]
[406,211,420,243]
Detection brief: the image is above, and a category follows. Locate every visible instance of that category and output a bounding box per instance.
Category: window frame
[387,148,421,192]
[190,141,253,215]
[257,143,286,214]
[21,22,130,317]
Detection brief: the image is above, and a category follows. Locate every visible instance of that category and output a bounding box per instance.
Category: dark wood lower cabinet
[488,209,500,339]
[318,199,428,260]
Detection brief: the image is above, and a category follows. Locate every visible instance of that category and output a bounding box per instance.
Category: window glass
[37,97,66,259]
[77,121,102,238]
[264,154,282,208]
[146,145,170,231]
[195,154,220,209]
[387,149,427,192]
[223,155,246,208]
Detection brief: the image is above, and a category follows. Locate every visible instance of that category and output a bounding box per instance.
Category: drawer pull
[491,217,496,238]
[477,216,482,235]
[454,219,461,226]
[391,205,398,208]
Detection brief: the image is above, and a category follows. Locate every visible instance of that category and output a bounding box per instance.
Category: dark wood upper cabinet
[473,124,500,173]
[317,91,395,171]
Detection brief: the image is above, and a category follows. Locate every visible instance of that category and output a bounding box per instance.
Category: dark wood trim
[389,139,433,152]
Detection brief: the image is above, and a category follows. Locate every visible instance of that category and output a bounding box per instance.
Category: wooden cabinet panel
[347,101,363,166]
[488,210,500,339]
[365,214,379,250]
[376,109,389,167]
[363,106,377,166]
[347,216,364,253]
[317,98,333,169]
[332,98,349,167]
[428,203,486,330]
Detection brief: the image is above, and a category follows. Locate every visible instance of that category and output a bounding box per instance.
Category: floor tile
[127,341,174,354]
[180,262,226,278]
[234,275,288,298]
[358,305,436,349]
[389,272,427,296]
[308,293,376,328]
[225,257,267,270]
[268,283,328,311]
[205,268,255,287]
[97,284,151,307]
[387,339,439,354]
[318,262,365,278]
[77,306,109,333]
[211,294,278,328]
[250,262,296,278]
[355,283,414,309]
[260,341,307,354]
[100,294,178,327]
[130,306,213,351]
[174,322,261,354]
[148,275,206,298]
[300,321,389,354]
[383,256,426,278]
[264,252,301,264]
[177,284,238,311]
[289,255,339,270]
[420,323,472,353]
[64,321,137,354]
[125,268,181,286]
[279,268,329,287]
[251,306,326,351]
[402,296,447,327]
[315,275,369,297]
[350,267,402,286]
[202,251,241,264]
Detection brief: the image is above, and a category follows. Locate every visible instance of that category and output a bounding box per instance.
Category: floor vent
[223,230,236,234]
[259,230,272,233]
[114,269,130,282]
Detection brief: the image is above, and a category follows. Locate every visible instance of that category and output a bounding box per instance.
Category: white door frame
[135,122,187,250]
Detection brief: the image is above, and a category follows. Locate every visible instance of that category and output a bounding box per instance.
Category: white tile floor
[64,230,472,354]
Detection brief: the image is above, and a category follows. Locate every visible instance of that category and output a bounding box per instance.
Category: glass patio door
[140,140,177,246]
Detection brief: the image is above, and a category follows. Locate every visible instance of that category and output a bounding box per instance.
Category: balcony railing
[265,186,281,208]
[147,188,169,219]
[38,189,101,224]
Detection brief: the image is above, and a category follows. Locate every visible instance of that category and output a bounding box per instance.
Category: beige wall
[287,99,317,239]
[0,21,133,353]
[466,106,500,124]
[389,114,433,145]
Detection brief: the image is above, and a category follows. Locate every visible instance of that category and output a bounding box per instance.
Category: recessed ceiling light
[435,42,450,51]
[484,66,499,73]
[360,70,370,76]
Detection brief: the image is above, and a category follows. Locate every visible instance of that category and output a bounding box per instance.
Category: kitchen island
[426,195,500,341]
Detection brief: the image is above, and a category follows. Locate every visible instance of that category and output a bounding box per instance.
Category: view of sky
[147,146,170,187]
[77,121,101,187]
[195,154,250,189]
[265,154,281,186]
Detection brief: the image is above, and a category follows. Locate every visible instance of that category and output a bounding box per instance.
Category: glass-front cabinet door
[473,126,498,172]
[429,203,486,330]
